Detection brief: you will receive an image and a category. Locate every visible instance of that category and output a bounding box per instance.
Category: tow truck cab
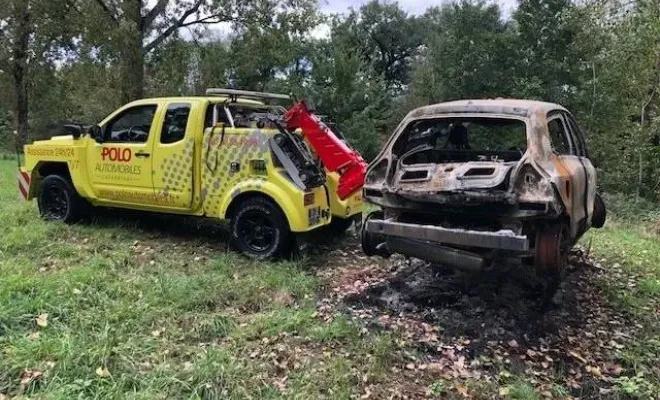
[20,90,362,258]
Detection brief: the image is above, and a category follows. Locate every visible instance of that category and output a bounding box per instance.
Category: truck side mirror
[88,125,103,143]
[61,124,83,139]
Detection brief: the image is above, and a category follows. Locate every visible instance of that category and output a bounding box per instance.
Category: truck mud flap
[18,169,31,200]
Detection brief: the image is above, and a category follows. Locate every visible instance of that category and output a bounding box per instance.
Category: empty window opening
[394,117,528,165]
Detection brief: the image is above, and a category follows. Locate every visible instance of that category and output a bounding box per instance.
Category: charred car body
[362,99,606,285]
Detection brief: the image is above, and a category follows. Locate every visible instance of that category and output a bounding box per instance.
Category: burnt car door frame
[561,111,595,236]
[546,110,591,239]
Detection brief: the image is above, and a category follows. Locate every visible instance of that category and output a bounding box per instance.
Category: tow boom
[284,101,367,200]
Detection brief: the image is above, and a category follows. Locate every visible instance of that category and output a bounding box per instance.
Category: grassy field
[1,157,659,399]
[0,158,405,399]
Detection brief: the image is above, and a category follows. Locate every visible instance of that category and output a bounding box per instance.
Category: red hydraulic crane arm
[284,101,367,200]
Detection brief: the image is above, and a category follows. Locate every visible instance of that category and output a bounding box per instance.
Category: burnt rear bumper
[364,219,530,252]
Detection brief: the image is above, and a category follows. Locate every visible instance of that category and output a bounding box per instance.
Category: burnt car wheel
[37,175,85,223]
[535,223,570,298]
[230,198,291,260]
[361,210,390,257]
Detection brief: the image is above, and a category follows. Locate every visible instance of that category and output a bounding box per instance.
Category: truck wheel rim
[43,186,69,220]
[238,211,276,253]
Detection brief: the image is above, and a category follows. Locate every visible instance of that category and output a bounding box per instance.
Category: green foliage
[2,0,660,197]
[335,1,425,91]
[429,379,447,396]
[507,380,539,400]
[602,193,660,224]
[614,374,657,399]
[410,1,518,104]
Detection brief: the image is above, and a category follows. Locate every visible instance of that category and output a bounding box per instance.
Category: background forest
[1,0,660,200]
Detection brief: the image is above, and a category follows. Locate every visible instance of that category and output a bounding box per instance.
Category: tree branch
[143,0,206,53]
[93,0,118,23]
[143,0,169,30]
[640,55,660,127]
[179,13,237,27]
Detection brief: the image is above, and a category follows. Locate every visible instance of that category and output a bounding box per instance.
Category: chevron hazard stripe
[18,169,30,200]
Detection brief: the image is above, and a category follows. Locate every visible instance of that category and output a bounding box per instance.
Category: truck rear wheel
[230,198,291,260]
[37,175,85,223]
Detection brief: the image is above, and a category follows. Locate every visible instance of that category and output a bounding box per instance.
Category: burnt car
[362,99,606,287]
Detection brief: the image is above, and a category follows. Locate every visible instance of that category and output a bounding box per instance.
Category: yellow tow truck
[18,89,365,258]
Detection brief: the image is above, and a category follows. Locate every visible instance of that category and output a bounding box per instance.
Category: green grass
[0,159,403,399]
[3,157,660,399]
[583,222,660,397]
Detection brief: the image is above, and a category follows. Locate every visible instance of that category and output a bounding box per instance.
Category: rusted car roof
[407,99,567,119]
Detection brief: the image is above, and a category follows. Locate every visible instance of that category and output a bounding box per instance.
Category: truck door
[151,102,195,210]
[87,104,159,206]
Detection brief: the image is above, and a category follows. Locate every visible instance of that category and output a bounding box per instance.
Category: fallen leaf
[605,363,624,376]
[455,383,469,398]
[427,363,444,373]
[499,386,510,396]
[586,365,602,377]
[569,350,587,364]
[20,369,43,386]
[36,313,48,328]
[95,366,111,378]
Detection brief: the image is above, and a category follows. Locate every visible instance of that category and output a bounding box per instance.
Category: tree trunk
[120,0,145,103]
[120,34,145,103]
[11,0,32,147]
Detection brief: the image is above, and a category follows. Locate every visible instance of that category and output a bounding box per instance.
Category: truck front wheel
[37,175,85,223]
[230,198,291,259]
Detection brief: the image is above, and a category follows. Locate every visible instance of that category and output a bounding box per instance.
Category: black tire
[361,210,390,257]
[324,214,360,236]
[592,193,607,228]
[230,198,291,259]
[37,175,85,223]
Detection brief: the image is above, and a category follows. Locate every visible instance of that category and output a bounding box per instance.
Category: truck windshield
[394,116,528,164]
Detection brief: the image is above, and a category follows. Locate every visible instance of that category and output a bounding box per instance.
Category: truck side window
[204,104,214,128]
[161,103,191,144]
[547,116,572,155]
[105,105,157,143]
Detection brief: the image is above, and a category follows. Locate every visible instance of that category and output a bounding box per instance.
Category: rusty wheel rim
[535,224,568,280]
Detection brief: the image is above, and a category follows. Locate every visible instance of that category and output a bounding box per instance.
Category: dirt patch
[312,238,640,398]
